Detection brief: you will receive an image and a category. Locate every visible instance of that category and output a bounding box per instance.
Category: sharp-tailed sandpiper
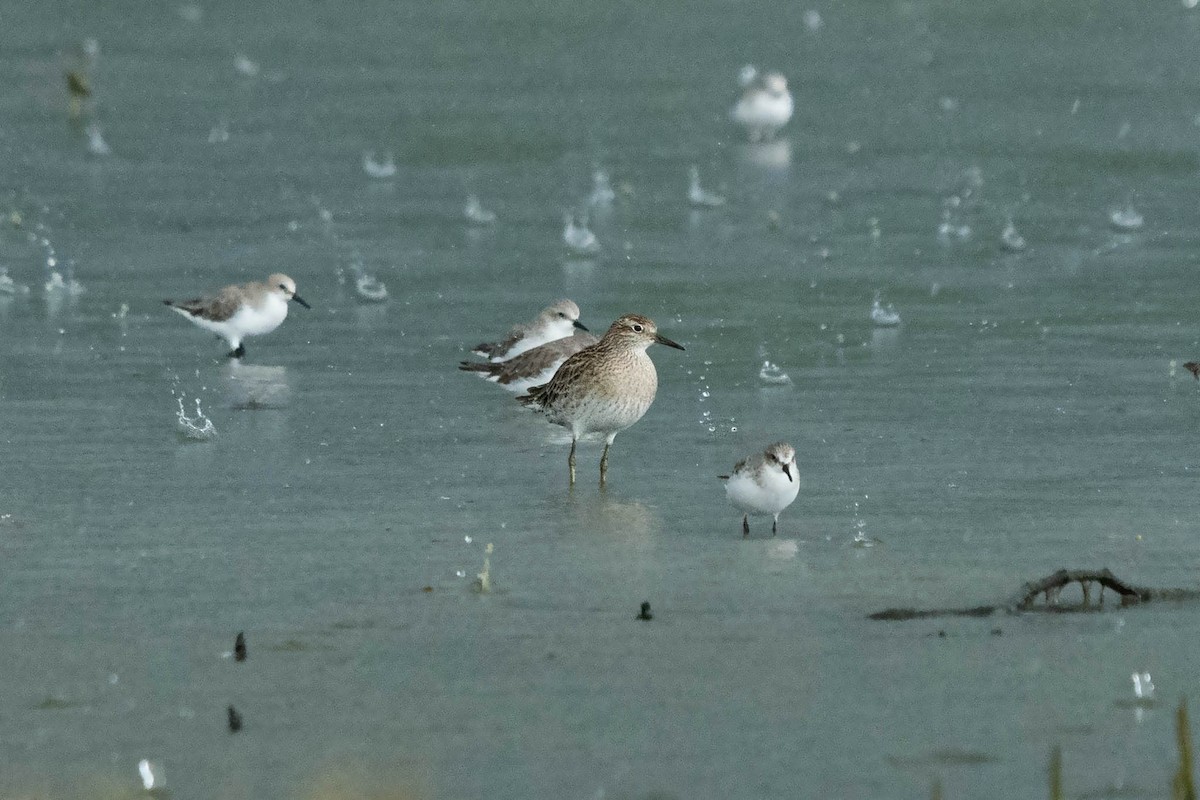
[518,313,684,487]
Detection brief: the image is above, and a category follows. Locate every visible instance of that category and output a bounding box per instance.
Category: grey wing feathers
[473,325,525,359]
[165,286,242,322]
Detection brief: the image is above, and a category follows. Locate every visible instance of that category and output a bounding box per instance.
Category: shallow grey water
[4,1,1200,798]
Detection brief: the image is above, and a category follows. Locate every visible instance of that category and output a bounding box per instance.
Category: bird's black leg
[742,515,749,538]
[772,517,778,536]
[227,344,246,359]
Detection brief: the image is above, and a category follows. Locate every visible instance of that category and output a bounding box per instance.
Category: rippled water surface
[5,1,1200,798]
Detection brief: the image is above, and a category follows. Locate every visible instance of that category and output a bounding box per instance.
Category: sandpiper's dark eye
[632,324,644,333]
[279,284,288,292]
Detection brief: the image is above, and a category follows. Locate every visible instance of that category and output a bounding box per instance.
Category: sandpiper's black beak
[573,319,589,332]
[782,463,793,482]
[655,332,685,351]
[292,293,312,309]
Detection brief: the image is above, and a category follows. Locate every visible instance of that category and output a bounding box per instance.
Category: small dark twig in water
[234,631,247,662]
[1185,362,1200,381]
[227,705,242,733]
[637,602,653,621]
[869,568,1200,621]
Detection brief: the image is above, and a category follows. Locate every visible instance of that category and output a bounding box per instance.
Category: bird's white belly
[725,471,799,516]
[227,298,288,337]
[565,393,651,438]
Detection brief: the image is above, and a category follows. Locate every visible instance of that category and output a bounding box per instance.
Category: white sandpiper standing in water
[471,299,587,362]
[719,442,800,536]
[460,330,599,393]
[164,273,310,359]
[730,66,793,142]
[518,314,685,487]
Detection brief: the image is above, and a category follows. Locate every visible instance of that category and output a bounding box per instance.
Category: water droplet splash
[588,168,616,208]
[138,759,163,791]
[464,194,497,225]
[175,395,216,441]
[870,294,901,327]
[1000,219,1027,252]
[758,360,792,386]
[362,150,396,179]
[473,543,494,593]
[1109,204,1144,231]
[687,165,727,208]
[1131,671,1155,701]
[85,122,111,156]
[233,54,260,78]
[0,267,30,296]
[207,120,230,144]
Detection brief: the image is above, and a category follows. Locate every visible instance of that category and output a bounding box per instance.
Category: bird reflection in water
[224,361,290,410]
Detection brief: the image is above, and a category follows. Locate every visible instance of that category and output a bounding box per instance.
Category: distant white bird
[464,194,497,225]
[1000,219,1027,252]
[362,151,396,179]
[731,68,793,142]
[719,442,800,536]
[588,169,616,208]
[688,165,727,207]
[562,212,600,255]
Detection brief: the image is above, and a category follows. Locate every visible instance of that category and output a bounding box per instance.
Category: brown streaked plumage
[459,330,598,392]
[471,299,587,362]
[518,313,684,487]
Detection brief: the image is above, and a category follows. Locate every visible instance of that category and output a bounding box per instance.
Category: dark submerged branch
[869,568,1200,621]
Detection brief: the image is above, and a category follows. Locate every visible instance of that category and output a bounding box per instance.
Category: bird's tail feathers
[458,361,496,375]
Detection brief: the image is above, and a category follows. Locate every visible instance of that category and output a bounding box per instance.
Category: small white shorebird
[719,442,800,536]
[518,314,685,487]
[164,273,310,359]
[730,66,794,142]
[562,212,600,255]
[471,299,588,363]
[459,330,598,393]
